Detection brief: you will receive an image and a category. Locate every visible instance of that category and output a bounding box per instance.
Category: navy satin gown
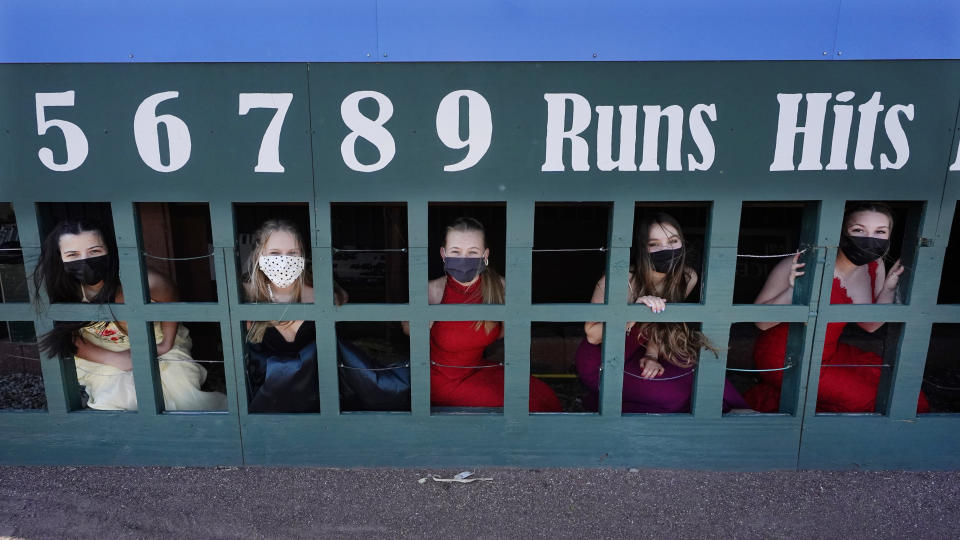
[246,321,322,413]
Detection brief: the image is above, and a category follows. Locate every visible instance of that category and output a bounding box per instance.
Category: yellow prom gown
[74,321,227,411]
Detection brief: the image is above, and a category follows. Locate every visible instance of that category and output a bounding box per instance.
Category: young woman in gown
[36,219,226,411]
[745,202,930,413]
[576,212,749,413]
[427,217,561,412]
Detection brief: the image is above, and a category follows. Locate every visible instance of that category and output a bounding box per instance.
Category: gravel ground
[1,467,958,539]
[0,373,46,410]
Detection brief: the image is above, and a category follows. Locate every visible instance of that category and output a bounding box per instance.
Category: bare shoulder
[146,270,177,301]
[301,285,315,303]
[428,277,446,304]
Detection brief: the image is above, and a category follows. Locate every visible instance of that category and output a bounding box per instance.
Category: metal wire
[821,363,891,368]
[736,248,808,259]
[431,361,504,369]
[922,378,960,392]
[533,247,607,253]
[1,354,41,363]
[142,251,215,261]
[333,248,407,253]
[726,363,795,373]
[623,368,695,382]
[338,363,410,371]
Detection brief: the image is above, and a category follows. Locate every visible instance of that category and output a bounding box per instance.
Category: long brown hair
[445,217,504,333]
[630,212,717,367]
[244,219,308,343]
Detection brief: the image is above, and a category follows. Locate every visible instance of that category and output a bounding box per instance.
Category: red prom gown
[430,276,562,412]
[745,261,930,413]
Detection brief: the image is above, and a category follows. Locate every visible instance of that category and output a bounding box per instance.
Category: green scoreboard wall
[1,61,959,469]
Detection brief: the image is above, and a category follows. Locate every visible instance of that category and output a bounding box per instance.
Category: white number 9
[134,91,192,172]
[35,91,89,172]
[436,90,492,172]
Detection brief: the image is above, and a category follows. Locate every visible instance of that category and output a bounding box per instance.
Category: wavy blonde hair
[445,217,504,334]
[244,219,308,343]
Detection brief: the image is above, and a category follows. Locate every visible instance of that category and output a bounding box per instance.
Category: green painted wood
[2,61,960,469]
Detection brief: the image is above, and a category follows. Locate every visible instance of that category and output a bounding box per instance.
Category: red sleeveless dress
[745,261,930,413]
[430,276,562,412]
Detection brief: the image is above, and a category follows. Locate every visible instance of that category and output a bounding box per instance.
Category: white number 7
[35,91,89,171]
[239,93,293,173]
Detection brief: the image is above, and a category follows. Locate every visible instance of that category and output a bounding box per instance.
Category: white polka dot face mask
[258,255,305,288]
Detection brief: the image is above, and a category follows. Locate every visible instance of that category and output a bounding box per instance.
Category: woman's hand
[787,252,806,287]
[636,295,666,313]
[639,355,664,378]
[882,259,905,292]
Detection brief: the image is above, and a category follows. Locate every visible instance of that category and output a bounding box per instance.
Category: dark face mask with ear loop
[63,254,112,286]
[839,235,890,266]
[443,256,486,283]
[648,247,683,273]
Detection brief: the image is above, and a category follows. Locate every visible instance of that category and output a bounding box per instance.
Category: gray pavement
[1,466,958,539]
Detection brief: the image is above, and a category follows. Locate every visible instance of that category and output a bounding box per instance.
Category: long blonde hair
[445,217,504,333]
[244,219,308,343]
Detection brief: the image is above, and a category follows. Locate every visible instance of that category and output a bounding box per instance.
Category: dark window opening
[331,203,408,304]
[530,322,590,413]
[734,202,813,305]
[336,321,410,413]
[0,203,29,303]
[937,202,960,304]
[532,203,611,304]
[136,203,217,303]
[920,324,960,413]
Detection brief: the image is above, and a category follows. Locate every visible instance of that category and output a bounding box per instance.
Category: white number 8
[340,91,395,173]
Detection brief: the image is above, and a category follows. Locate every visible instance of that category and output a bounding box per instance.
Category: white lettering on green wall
[770,91,914,172]
[541,93,718,172]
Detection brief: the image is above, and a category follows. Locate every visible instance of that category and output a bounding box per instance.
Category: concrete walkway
[1,467,958,539]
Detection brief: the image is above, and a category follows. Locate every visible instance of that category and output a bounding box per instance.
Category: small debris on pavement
[418,471,493,484]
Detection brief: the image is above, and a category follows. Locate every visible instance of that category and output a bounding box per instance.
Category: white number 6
[35,91,89,172]
[134,91,192,172]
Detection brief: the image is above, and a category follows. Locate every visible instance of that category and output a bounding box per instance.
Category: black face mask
[649,248,683,273]
[444,256,486,283]
[63,255,111,286]
[839,235,889,266]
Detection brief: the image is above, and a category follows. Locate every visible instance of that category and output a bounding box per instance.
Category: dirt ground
[1,467,958,539]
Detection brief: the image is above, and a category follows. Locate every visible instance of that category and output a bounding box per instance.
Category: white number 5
[238,93,293,173]
[35,91,89,171]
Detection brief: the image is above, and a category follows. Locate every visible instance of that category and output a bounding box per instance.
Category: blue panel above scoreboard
[1,1,959,63]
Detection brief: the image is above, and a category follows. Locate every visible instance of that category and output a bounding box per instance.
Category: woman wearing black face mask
[423,217,561,411]
[578,212,749,413]
[34,219,225,411]
[747,203,930,413]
